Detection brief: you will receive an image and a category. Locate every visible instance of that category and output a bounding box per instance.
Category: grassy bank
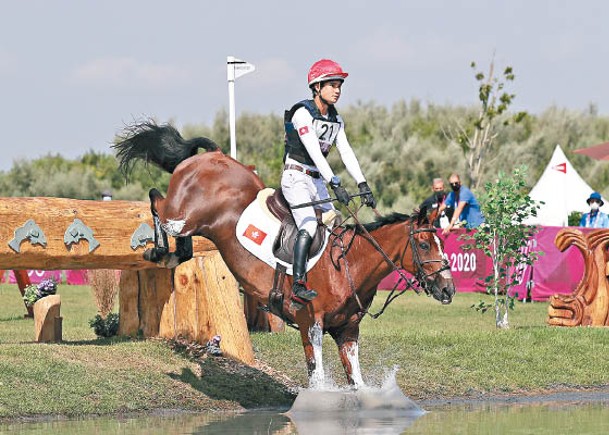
[1,283,608,420]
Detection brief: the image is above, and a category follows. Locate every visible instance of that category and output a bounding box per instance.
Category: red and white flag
[243,224,267,245]
[298,126,309,136]
[552,162,567,173]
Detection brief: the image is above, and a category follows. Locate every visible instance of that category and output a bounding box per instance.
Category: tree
[449,57,527,189]
[463,166,541,329]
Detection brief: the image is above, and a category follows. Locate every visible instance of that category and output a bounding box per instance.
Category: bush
[89,313,120,338]
[22,278,58,307]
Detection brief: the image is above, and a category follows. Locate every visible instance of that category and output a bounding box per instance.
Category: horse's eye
[419,241,430,251]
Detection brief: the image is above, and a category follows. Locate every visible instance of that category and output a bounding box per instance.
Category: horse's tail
[113,120,220,174]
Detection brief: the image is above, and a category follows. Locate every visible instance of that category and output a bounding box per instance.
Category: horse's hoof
[160,254,180,269]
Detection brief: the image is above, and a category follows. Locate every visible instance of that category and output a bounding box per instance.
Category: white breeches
[281,167,334,238]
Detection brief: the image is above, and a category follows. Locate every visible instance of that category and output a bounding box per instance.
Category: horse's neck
[345,221,411,283]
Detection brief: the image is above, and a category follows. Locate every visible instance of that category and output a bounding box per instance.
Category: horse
[114,121,456,388]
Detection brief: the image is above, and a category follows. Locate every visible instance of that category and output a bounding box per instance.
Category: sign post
[227,56,255,160]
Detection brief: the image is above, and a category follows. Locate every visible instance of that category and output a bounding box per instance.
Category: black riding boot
[292,229,318,302]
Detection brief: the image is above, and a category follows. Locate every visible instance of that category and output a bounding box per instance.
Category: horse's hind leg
[175,236,193,263]
[144,189,170,263]
[331,325,365,388]
[144,188,194,268]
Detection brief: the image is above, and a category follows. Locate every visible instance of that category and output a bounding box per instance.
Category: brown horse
[114,122,455,387]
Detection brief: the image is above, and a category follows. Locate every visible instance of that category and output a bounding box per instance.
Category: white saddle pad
[235,188,333,275]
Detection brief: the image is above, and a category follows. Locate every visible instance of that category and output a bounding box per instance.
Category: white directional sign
[227,56,256,81]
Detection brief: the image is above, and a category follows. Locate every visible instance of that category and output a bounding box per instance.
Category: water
[2,401,609,434]
[3,370,609,434]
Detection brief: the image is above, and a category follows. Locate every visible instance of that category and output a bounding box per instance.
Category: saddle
[262,188,338,317]
[265,189,331,264]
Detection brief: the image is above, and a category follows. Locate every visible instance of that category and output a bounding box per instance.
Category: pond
[3,382,609,434]
[2,400,608,434]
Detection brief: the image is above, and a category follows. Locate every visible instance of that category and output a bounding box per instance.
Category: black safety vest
[284,99,341,166]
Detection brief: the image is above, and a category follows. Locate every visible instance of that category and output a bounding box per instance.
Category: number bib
[312,118,341,154]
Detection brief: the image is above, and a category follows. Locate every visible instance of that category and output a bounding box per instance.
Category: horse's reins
[336,204,448,320]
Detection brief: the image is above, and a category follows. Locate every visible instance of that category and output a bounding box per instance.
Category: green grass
[1,283,608,420]
[252,290,609,399]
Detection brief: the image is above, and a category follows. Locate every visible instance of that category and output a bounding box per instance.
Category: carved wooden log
[0,197,215,270]
[119,253,255,365]
[33,294,62,342]
[548,228,609,326]
[0,197,254,364]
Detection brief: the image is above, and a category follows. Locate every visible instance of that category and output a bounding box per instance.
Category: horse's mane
[113,120,219,174]
[347,212,415,234]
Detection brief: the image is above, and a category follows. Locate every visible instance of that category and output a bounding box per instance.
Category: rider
[282,58,376,305]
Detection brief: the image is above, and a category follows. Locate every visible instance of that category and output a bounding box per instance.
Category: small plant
[89,313,120,338]
[22,278,58,307]
[461,165,541,329]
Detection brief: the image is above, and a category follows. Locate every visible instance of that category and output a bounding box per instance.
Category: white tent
[526,144,609,227]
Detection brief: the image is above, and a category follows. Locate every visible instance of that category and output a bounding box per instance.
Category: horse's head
[403,207,455,304]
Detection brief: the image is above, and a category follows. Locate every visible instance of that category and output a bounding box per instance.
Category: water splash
[287,366,425,434]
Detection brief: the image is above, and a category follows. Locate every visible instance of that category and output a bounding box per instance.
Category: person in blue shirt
[440,173,484,234]
[579,192,609,228]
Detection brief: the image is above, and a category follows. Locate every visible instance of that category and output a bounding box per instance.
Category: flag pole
[226,56,255,161]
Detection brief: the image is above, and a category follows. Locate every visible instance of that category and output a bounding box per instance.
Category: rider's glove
[330,176,350,206]
[358,181,376,208]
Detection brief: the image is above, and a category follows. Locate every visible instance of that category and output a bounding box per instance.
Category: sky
[1,0,608,171]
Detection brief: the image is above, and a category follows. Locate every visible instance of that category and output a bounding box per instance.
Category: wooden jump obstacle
[0,197,254,364]
[547,228,609,326]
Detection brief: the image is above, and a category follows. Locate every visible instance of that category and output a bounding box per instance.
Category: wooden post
[118,253,255,365]
[33,295,62,342]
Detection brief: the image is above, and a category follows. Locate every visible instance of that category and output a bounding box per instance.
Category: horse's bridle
[400,222,450,296]
[332,209,450,319]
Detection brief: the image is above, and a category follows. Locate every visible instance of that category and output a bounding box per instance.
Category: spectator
[440,173,484,234]
[419,178,453,228]
[579,192,609,228]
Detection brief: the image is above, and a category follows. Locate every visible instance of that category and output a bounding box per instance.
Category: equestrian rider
[282,59,376,304]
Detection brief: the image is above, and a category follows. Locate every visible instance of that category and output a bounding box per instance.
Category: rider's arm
[334,125,366,185]
[291,108,336,182]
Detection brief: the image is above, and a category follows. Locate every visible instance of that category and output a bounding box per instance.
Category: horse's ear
[416,205,429,226]
[427,206,439,227]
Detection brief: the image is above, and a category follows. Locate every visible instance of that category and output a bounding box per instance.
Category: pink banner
[7,270,62,284]
[3,270,90,285]
[378,226,587,301]
[65,270,89,285]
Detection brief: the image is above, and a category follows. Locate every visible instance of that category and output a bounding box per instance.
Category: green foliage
[1,100,609,215]
[22,284,40,307]
[22,278,58,307]
[88,312,120,338]
[461,166,541,328]
[569,211,583,226]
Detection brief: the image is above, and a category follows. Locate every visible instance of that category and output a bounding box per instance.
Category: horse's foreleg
[332,325,365,388]
[299,320,325,389]
[143,191,170,263]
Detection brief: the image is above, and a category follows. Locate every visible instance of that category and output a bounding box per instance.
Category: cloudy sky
[1,0,607,171]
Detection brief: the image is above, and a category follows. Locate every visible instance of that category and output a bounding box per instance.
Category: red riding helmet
[307,59,349,87]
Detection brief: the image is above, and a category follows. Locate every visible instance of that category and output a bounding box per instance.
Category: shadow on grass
[169,357,297,410]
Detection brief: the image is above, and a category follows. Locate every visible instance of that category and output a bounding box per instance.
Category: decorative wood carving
[547,228,609,326]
